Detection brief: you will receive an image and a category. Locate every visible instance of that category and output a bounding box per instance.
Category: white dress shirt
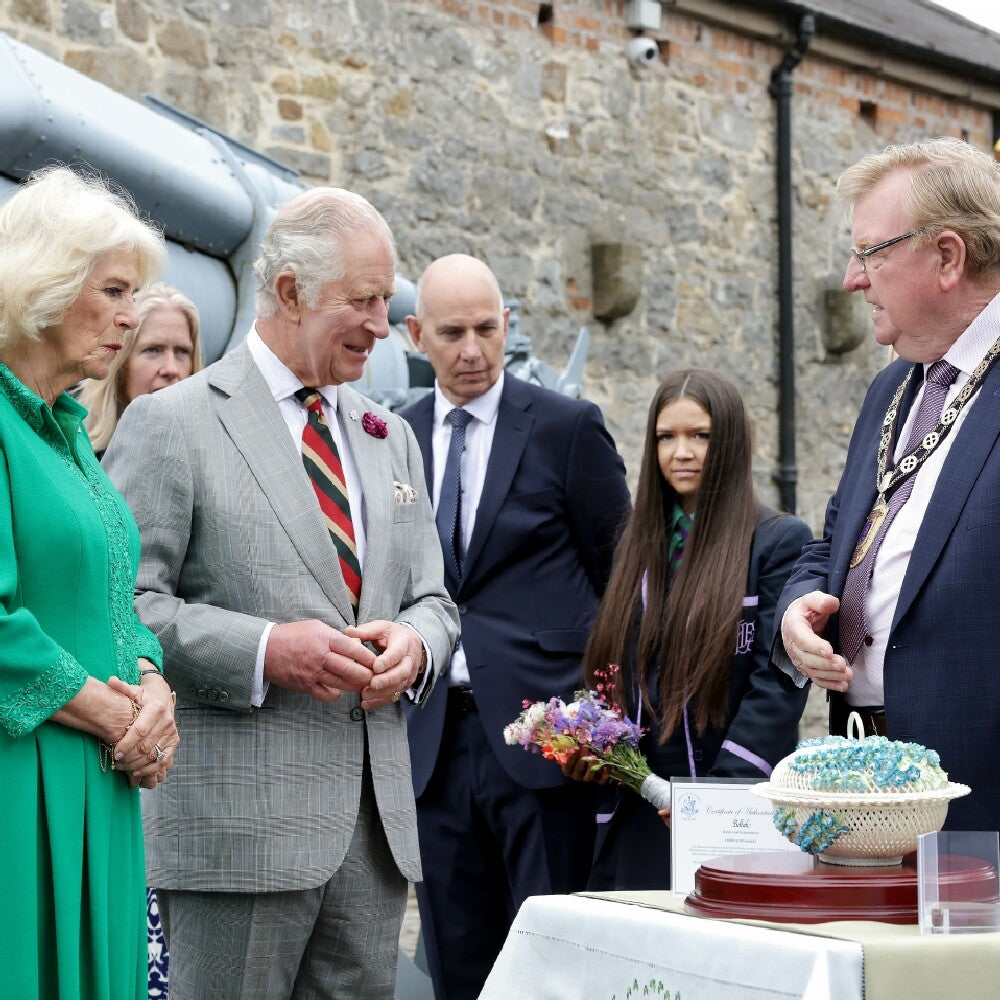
[430,372,504,686]
[849,292,1000,705]
[245,326,368,705]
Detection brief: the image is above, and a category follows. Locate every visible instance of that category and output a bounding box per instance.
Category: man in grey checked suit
[105,188,459,999]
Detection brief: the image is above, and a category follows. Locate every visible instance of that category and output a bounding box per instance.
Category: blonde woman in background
[80,282,202,456]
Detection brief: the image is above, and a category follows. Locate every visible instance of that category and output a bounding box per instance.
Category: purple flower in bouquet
[503,666,672,810]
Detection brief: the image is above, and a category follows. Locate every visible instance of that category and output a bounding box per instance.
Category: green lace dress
[0,365,163,1000]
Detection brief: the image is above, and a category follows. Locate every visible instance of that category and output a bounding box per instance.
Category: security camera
[626,36,659,69]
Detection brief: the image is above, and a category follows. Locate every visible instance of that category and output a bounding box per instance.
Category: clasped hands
[264,619,423,709]
[107,664,179,789]
[781,591,854,692]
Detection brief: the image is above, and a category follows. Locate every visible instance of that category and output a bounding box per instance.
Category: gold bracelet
[99,699,141,773]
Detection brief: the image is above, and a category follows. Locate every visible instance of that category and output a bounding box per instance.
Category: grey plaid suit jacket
[104,343,458,891]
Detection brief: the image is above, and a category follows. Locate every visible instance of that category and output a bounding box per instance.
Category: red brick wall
[428,0,631,48]
[424,0,993,146]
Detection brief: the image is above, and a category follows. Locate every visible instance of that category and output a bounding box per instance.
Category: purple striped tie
[838,360,958,664]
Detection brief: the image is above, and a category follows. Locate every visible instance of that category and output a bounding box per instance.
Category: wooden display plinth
[684,851,998,924]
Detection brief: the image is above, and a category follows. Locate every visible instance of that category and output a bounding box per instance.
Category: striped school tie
[295,387,362,611]
[669,509,692,578]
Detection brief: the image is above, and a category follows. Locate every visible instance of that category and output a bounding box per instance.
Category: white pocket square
[394,481,418,504]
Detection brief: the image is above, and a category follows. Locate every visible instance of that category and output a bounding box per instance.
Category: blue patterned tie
[436,408,473,578]
[839,360,958,664]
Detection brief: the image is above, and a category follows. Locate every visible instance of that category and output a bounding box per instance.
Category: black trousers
[414,697,596,1000]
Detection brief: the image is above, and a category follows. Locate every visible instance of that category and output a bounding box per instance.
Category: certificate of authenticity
[670,777,800,895]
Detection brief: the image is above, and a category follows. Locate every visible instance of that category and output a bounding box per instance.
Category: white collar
[432,370,504,428]
[246,326,340,413]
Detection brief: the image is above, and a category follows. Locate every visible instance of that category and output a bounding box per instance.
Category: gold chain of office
[850,341,1000,569]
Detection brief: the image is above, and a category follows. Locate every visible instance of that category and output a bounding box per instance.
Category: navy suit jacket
[401,376,631,793]
[775,357,1000,832]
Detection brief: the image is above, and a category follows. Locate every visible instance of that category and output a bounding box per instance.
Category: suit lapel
[338,385,394,620]
[408,395,435,509]
[462,380,532,586]
[212,347,354,622]
[405,394,462,591]
[893,361,1000,628]
[830,364,920,596]
[830,452,879,597]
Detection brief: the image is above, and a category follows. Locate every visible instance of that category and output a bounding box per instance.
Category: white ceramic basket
[750,781,971,866]
[752,715,972,865]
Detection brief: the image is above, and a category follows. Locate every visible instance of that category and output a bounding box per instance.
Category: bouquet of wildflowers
[503,669,672,810]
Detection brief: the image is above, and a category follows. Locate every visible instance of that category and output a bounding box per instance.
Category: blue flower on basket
[792,810,850,855]
[787,736,937,794]
[774,806,798,838]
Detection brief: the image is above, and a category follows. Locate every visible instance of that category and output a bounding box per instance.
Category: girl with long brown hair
[572,368,811,890]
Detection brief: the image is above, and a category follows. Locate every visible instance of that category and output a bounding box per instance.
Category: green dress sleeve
[0,451,90,737]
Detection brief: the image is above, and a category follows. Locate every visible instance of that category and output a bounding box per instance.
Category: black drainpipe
[769,12,814,515]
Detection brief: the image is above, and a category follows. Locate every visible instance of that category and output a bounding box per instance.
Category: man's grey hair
[253,187,397,318]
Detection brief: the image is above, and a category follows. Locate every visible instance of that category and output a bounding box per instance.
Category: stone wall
[2,0,996,733]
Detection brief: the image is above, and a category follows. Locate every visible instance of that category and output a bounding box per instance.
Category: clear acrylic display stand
[918,830,1000,934]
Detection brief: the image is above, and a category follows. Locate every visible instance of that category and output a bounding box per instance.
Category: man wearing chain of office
[772,136,1000,836]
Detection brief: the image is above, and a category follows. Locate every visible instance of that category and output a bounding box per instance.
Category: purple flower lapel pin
[362,411,388,439]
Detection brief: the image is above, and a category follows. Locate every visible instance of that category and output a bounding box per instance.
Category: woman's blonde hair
[0,166,166,348]
[80,283,202,452]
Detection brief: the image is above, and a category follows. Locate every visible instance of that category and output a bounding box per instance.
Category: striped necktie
[295,387,362,611]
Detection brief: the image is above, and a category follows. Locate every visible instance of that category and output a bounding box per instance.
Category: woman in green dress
[0,167,180,999]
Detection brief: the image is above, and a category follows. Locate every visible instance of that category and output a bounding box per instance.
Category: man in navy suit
[774,137,1000,833]
[400,254,630,999]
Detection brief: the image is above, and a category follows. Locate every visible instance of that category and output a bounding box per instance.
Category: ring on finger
[154,743,167,763]
[391,691,401,703]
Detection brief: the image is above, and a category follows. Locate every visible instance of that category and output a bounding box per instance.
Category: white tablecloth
[480,894,863,1000]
